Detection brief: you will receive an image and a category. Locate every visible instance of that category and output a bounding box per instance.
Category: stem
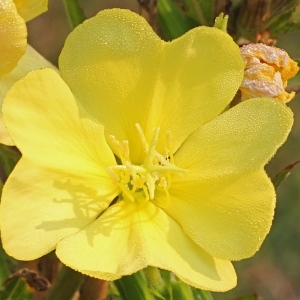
[63,0,86,29]
[46,265,84,300]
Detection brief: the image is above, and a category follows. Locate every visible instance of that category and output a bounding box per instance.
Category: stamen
[107,166,122,182]
[142,185,150,201]
[109,135,125,164]
[122,140,131,162]
[145,172,156,199]
[119,185,135,202]
[144,127,160,169]
[107,124,188,206]
[135,123,149,153]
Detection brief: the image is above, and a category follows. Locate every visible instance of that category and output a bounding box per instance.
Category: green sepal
[171,280,194,300]
[214,13,228,32]
[144,267,169,300]
[114,271,154,300]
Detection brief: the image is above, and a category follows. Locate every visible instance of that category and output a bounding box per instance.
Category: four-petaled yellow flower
[0,9,293,291]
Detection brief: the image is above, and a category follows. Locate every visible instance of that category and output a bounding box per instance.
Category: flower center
[107,123,187,207]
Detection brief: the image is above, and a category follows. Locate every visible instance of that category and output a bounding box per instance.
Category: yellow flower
[0,46,55,145]
[13,0,48,22]
[0,9,293,291]
[240,43,299,102]
[0,0,48,76]
[0,0,27,76]
[0,0,49,145]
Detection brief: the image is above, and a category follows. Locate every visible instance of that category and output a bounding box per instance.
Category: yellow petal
[145,26,244,155]
[164,98,293,260]
[0,0,27,75]
[13,0,48,22]
[163,170,274,261]
[56,201,236,291]
[59,9,163,162]
[0,45,56,146]
[1,158,115,260]
[59,9,244,163]
[174,98,293,181]
[3,68,117,181]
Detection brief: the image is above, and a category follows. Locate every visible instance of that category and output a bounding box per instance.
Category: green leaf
[115,271,154,300]
[157,0,199,40]
[180,0,215,25]
[0,277,32,300]
[191,288,214,300]
[265,0,300,37]
[63,0,86,29]
[272,160,300,189]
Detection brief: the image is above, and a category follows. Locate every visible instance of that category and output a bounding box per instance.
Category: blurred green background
[26,1,300,299]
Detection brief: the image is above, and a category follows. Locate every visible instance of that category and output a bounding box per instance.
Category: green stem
[63,0,86,29]
[46,265,84,300]
[115,271,154,300]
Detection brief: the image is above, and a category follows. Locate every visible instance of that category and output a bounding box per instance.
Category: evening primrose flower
[0,9,293,291]
[0,0,48,145]
[0,0,48,76]
[0,46,55,145]
[240,43,299,102]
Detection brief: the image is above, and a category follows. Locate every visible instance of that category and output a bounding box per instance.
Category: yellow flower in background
[0,0,49,145]
[0,46,55,145]
[240,43,299,102]
[0,0,27,76]
[13,0,48,22]
[0,9,293,291]
[0,0,48,76]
